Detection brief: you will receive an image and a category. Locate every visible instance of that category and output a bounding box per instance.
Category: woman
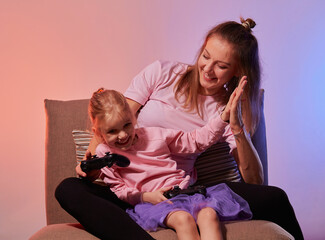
[55,18,303,240]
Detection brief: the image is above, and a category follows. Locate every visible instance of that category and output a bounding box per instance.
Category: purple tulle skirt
[126,183,252,231]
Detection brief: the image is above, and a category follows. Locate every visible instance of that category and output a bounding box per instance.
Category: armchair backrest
[44,99,90,225]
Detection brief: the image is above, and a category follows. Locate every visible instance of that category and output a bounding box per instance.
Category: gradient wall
[1,1,324,239]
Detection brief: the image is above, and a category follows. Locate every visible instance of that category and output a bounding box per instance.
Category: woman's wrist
[231,124,249,139]
[232,125,244,139]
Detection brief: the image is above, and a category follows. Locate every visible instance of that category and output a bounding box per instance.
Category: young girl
[78,83,252,240]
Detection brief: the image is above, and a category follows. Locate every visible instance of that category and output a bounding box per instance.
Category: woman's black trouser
[226,181,304,240]
[55,177,154,240]
[55,177,303,240]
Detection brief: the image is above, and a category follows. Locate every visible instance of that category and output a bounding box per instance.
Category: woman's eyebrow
[203,49,210,56]
[203,49,231,66]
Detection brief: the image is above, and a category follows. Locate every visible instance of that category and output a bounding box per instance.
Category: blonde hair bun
[240,17,256,32]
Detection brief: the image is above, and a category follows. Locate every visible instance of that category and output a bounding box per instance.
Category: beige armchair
[30,91,293,239]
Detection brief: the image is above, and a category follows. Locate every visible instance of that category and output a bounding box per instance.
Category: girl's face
[96,111,136,151]
[198,35,239,95]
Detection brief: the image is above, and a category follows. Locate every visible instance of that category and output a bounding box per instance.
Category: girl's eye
[124,123,132,128]
[108,129,117,134]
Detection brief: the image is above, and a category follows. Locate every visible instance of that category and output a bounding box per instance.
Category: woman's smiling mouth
[203,73,217,81]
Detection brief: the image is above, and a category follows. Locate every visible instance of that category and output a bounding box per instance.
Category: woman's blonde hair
[88,88,132,132]
[174,18,261,133]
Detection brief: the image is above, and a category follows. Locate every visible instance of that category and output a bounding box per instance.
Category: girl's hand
[221,76,247,132]
[76,164,87,177]
[142,186,173,205]
[76,150,101,181]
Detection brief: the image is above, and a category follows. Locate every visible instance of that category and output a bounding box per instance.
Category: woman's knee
[55,177,83,203]
[268,185,290,205]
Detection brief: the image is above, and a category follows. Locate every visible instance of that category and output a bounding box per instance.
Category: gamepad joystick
[163,185,207,199]
[80,152,130,172]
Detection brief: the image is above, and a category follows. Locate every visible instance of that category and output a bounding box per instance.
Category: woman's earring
[224,82,229,91]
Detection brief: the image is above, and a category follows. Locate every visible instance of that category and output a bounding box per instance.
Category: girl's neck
[132,134,139,146]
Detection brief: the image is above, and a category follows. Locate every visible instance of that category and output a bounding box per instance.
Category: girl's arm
[101,171,143,205]
[95,143,163,206]
[95,145,143,205]
[165,115,228,154]
[221,77,264,184]
[101,166,170,205]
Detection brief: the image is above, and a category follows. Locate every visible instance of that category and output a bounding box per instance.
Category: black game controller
[80,152,130,172]
[163,185,207,199]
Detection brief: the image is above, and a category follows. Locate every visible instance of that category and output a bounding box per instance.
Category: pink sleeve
[166,114,229,154]
[101,167,143,206]
[124,60,163,105]
[96,144,143,206]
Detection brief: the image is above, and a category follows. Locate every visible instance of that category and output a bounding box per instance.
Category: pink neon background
[1,1,324,239]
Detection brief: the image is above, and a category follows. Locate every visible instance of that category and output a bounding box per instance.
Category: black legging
[225,182,304,240]
[55,177,155,240]
[55,178,303,240]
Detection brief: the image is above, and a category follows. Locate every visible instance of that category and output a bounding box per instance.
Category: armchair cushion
[30,220,293,240]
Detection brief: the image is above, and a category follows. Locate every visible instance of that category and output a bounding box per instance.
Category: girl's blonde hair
[174,18,261,133]
[88,88,132,132]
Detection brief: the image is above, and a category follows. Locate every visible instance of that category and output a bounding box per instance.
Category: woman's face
[198,35,239,95]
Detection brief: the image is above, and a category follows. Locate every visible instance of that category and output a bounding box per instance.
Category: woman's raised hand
[221,76,247,132]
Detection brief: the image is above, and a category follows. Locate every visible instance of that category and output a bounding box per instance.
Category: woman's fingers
[236,77,247,98]
[228,77,247,127]
[221,86,236,121]
[232,77,247,107]
[228,76,247,107]
[222,76,247,123]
